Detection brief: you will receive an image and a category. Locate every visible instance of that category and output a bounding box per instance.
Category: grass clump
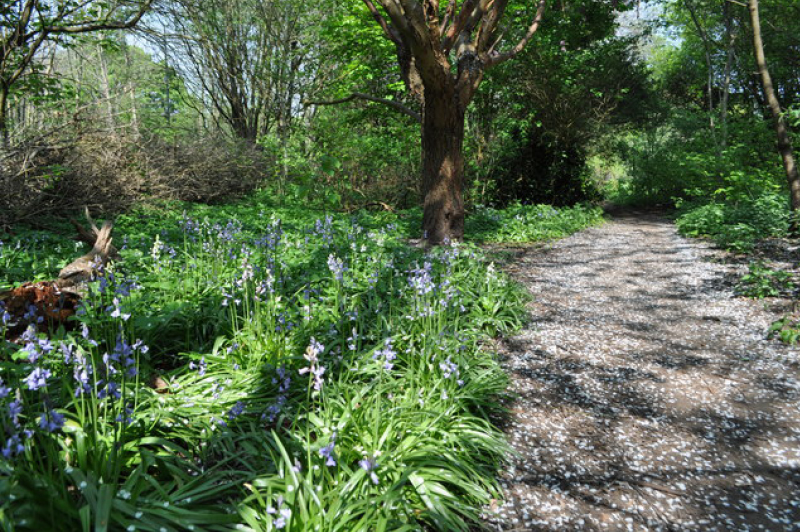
[0,196,583,531]
[466,203,605,244]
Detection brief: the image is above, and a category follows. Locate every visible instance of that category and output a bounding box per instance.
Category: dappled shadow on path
[483,213,800,531]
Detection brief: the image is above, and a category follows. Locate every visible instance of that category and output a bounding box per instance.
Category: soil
[483,212,800,531]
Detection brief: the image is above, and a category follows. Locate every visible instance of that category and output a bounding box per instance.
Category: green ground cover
[0,198,602,531]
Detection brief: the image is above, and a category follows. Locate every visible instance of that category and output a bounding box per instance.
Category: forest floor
[482,211,800,531]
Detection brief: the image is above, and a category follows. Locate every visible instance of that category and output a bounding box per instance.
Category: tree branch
[47,1,153,34]
[486,0,546,67]
[304,92,421,123]
[361,0,399,43]
[443,0,478,54]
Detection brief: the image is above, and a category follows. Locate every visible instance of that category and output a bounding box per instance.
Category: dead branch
[304,92,421,123]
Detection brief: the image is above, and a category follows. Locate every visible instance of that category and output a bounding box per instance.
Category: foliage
[469,16,652,207]
[675,192,791,252]
[736,261,796,298]
[0,193,610,531]
[466,204,605,244]
[768,314,800,345]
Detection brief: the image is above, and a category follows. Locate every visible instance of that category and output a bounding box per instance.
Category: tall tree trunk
[421,87,465,245]
[684,0,717,149]
[97,45,117,135]
[720,1,736,149]
[0,84,9,147]
[749,0,800,212]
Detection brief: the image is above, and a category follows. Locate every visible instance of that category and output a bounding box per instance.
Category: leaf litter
[483,213,799,531]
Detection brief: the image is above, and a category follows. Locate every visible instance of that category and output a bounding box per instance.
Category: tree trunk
[0,85,9,147]
[749,0,800,212]
[421,87,465,245]
[98,45,117,135]
[720,1,736,149]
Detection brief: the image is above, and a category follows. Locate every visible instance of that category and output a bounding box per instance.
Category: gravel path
[483,213,800,532]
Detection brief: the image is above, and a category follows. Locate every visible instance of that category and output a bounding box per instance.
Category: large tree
[0,0,152,143]
[748,0,800,212]
[162,0,320,144]
[359,0,549,244]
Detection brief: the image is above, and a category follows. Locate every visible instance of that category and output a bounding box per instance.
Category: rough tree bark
[749,0,800,212]
[0,85,9,147]
[422,84,466,243]
[360,0,547,245]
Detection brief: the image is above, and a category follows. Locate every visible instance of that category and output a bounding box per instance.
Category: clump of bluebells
[0,199,568,532]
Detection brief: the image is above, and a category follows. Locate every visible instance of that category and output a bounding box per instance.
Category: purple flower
[359,456,379,485]
[273,508,291,529]
[115,404,134,426]
[408,261,435,296]
[107,297,130,321]
[189,356,207,376]
[98,381,120,400]
[72,353,93,396]
[38,409,65,433]
[24,367,51,391]
[373,338,397,371]
[347,328,358,351]
[81,323,98,347]
[327,254,346,282]
[23,304,42,324]
[8,399,23,427]
[0,377,9,398]
[440,357,458,379]
[272,365,291,393]
[319,434,337,467]
[267,496,291,529]
[1,433,24,459]
[227,401,246,421]
[299,338,325,391]
[61,342,76,364]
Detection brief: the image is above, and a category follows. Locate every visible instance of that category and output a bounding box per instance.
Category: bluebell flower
[327,254,346,282]
[347,328,358,351]
[81,323,99,347]
[359,456,379,485]
[408,262,435,296]
[267,496,291,529]
[61,342,76,364]
[8,399,23,427]
[20,329,41,363]
[319,434,337,466]
[24,367,51,391]
[38,409,65,433]
[1,433,24,459]
[272,365,291,393]
[107,297,130,321]
[227,401,246,421]
[0,377,9,398]
[73,360,93,396]
[98,381,121,400]
[299,338,325,390]
[115,404,134,426]
[439,357,464,386]
[189,356,207,376]
[373,338,397,371]
[23,304,42,324]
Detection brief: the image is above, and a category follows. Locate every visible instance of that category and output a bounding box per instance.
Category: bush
[676,192,791,252]
[0,132,272,227]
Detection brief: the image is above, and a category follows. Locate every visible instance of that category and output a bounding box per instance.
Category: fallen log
[1,209,116,339]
